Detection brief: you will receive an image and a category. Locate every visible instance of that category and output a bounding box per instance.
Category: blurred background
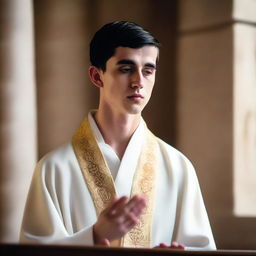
[0,0,256,249]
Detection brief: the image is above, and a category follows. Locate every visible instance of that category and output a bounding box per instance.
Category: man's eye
[143,69,154,76]
[119,67,133,73]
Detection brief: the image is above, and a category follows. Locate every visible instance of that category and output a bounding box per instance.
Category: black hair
[89,21,160,71]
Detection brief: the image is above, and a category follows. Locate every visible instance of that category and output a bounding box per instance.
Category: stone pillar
[176,0,256,249]
[0,0,37,242]
[34,0,92,158]
[233,0,256,216]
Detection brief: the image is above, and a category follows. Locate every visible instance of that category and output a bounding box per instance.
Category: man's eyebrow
[116,59,135,65]
[145,63,156,69]
[116,59,156,69]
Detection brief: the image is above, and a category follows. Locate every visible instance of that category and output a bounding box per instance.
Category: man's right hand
[93,195,147,245]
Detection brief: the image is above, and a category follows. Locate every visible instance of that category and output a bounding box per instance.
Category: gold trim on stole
[72,118,158,247]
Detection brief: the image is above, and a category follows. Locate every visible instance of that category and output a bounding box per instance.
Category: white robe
[20,112,216,250]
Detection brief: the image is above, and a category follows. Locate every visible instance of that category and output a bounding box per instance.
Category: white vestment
[20,112,216,250]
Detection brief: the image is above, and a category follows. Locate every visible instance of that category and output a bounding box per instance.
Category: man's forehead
[111,46,158,65]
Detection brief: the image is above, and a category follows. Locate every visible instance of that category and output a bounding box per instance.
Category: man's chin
[125,106,144,115]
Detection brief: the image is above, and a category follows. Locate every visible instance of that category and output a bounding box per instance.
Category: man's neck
[94,109,141,159]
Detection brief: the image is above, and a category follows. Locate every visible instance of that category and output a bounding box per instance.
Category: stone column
[0,0,37,242]
[233,0,256,216]
[176,0,256,249]
[34,0,92,158]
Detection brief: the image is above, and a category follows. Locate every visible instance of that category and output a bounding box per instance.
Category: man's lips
[127,94,143,99]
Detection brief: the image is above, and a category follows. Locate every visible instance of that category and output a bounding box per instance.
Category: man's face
[99,46,158,115]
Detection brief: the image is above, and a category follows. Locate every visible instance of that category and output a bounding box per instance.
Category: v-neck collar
[87,110,145,196]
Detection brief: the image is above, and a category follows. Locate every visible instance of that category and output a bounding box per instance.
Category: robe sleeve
[19,156,95,246]
[173,155,216,250]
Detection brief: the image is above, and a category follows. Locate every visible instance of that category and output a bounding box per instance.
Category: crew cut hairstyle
[90,21,161,71]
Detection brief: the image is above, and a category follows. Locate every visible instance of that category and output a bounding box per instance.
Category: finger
[131,201,147,216]
[98,238,110,247]
[111,197,142,220]
[107,196,128,217]
[112,195,146,223]
[110,196,128,209]
[170,241,179,247]
[126,195,146,209]
[125,195,146,212]
[170,241,185,250]
[108,195,146,223]
[123,213,139,227]
[126,196,147,217]
[103,196,119,212]
[178,244,185,250]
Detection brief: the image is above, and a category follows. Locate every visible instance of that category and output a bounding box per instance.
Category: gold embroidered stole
[72,118,158,247]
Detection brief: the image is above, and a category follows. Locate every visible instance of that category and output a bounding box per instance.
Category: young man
[20,21,216,250]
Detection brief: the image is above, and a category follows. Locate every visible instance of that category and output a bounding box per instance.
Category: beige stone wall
[0,0,37,242]
[34,0,92,158]
[177,0,256,249]
[233,15,256,216]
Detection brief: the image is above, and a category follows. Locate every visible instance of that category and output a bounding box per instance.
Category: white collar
[87,110,146,196]
[87,110,145,153]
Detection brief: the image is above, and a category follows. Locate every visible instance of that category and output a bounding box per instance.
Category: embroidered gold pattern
[72,118,116,216]
[72,118,158,247]
[123,129,157,247]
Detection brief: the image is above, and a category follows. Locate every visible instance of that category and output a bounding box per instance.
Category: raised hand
[93,195,147,245]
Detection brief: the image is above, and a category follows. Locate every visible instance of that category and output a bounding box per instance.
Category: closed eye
[143,68,155,76]
[119,66,134,73]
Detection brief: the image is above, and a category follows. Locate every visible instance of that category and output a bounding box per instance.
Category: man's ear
[89,66,104,88]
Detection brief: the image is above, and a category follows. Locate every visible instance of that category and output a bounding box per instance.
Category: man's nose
[130,70,144,89]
